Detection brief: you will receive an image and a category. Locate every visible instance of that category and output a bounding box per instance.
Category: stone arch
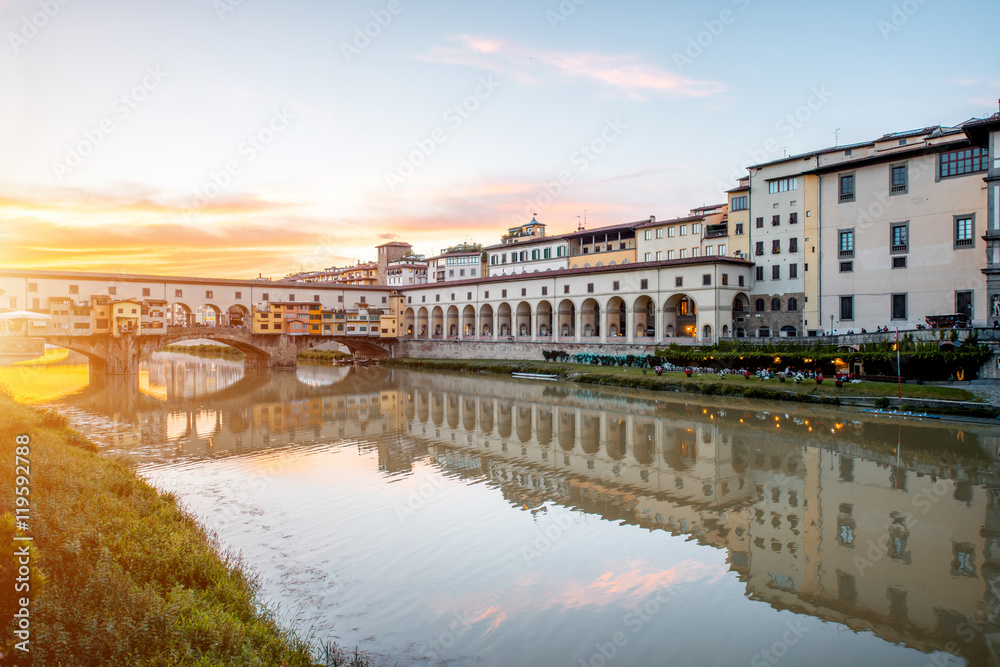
[559,412,576,451]
[463,397,476,430]
[226,304,250,328]
[703,324,712,340]
[581,414,600,454]
[417,307,429,338]
[771,298,781,312]
[536,300,553,337]
[431,306,444,337]
[479,400,494,433]
[404,307,415,337]
[607,296,626,339]
[516,301,532,337]
[170,302,194,326]
[633,295,655,339]
[606,417,626,460]
[462,305,476,336]
[755,298,765,312]
[446,305,459,337]
[497,303,512,336]
[581,298,600,338]
[634,421,655,465]
[202,303,223,326]
[664,294,697,339]
[536,410,552,445]
[517,406,532,443]
[781,326,798,338]
[479,304,494,337]
[558,299,576,339]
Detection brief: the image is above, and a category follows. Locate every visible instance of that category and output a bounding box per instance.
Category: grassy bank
[386,358,993,412]
[297,349,353,364]
[0,391,367,666]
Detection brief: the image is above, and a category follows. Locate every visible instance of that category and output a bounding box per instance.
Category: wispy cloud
[416,35,726,100]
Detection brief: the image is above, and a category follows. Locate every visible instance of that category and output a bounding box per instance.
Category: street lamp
[830,314,834,336]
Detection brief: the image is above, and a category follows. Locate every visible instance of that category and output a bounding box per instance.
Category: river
[4,351,1000,666]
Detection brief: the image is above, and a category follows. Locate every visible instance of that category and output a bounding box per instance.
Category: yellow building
[111,298,141,336]
[726,178,751,260]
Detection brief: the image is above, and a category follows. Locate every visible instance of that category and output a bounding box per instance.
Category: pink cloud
[416,35,727,100]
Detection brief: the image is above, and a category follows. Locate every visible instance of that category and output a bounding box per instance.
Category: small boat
[512,372,559,381]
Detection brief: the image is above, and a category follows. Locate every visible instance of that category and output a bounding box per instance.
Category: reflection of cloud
[544,558,719,610]
[417,35,727,100]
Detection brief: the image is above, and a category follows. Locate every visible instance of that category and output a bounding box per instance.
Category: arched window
[733,299,745,312]
[771,298,781,311]
[787,297,798,311]
[755,298,765,312]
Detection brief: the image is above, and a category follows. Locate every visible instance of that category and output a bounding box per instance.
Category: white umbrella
[0,310,52,320]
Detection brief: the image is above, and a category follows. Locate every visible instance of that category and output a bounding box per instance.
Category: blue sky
[1,0,997,277]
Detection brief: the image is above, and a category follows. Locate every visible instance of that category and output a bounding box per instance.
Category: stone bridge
[39,326,394,374]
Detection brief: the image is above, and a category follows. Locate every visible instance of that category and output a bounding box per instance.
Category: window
[680,226,688,236]
[521,288,527,297]
[467,291,473,299]
[27,282,37,292]
[644,252,652,262]
[789,212,798,225]
[289,294,295,301]
[563,285,569,294]
[890,222,908,253]
[839,174,855,202]
[174,289,181,297]
[338,295,344,303]
[656,251,663,261]
[8,297,16,309]
[262,292,270,301]
[543,248,551,259]
[755,298,765,312]
[705,246,713,255]
[359,296,366,303]
[667,227,676,237]
[667,250,675,260]
[108,286,117,295]
[586,284,593,293]
[789,264,798,279]
[691,248,699,258]
[313,294,321,302]
[840,261,853,272]
[640,279,648,289]
[771,298,781,311]
[718,244,726,255]
[891,293,907,320]
[840,296,854,320]
[721,274,728,285]
[755,267,764,281]
[771,265,780,280]
[839,230,854,257]
[755,217,764,229]
[502,289,508,297]
[612,281,620,291]
[679,249,687,259]
[755,241,764,256]
[772,215,780,227]
[788,297,798,311]
[738,275,744,287]
[939,146,988,178]
[789,238,798,253]
[644,230,652,240]
[735,223,744,235]
[449,270,454,277]
[656,229,663,239]
[692,223,701,234]
[955,215,974,248]
[435,295,440,302]
[702,274,711,286]
[557,246,566,257]
[675,277,683,288]
[767,177,798,193]
[893,256,907,269]
[890,164,907,194]
[234,291,241,299]
[205,290,213,299]
[484,291,490,298]
[731,195,748,211]
[772,240,781,254]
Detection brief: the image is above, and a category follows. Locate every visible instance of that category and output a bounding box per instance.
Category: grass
[385,358,984,404]
[297,349,353,364]
[0,390,370,666]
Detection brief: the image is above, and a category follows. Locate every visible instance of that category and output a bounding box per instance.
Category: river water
[4,351,1000,666]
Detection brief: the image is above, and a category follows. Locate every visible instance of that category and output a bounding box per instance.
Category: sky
[0,0,998,279]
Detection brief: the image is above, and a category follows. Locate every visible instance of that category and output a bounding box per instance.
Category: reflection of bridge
[39,326,393,374]
[59,362,1000,665]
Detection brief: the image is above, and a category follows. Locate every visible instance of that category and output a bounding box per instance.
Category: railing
[839,249,854,258]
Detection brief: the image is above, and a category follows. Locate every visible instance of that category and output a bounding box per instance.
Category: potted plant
[816,374,824,385]
[684,367,694,377]
[654,366,663,376]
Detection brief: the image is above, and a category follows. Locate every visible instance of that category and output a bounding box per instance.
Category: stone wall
[395,339,663,361]
[0,338,45,356]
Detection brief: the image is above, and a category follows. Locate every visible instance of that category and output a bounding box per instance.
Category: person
[993,320,999,329]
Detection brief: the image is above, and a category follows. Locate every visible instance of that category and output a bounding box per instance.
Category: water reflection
[27,355,1000,666]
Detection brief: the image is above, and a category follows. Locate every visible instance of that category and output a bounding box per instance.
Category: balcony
[839,249,854,258]
[890,244,908,253]
[704,224,728,239]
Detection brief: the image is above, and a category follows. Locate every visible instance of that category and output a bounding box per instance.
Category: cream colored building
[816,125,989,331]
